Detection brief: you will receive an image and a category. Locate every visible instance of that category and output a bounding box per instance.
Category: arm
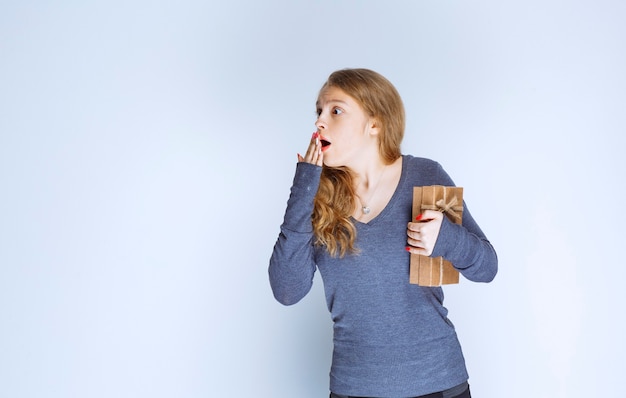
[268,162,322,305]
[432,204,498,282]
[406,162,498,283]
[269,134,324,305]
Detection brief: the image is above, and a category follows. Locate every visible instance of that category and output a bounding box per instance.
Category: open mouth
[320,139,331,151]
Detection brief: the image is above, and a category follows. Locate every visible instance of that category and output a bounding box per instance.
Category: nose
[315,116,326,131]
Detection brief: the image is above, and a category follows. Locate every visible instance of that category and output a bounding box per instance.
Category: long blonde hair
[312,68,405,257]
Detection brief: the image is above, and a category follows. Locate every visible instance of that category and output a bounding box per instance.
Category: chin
[322,158,343,169]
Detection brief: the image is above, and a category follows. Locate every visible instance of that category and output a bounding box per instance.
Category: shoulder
[402,154,455,186]
[403,154,442,170]
[402,154,446,176]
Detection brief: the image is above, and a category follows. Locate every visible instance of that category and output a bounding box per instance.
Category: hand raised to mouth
[297,131,324,166]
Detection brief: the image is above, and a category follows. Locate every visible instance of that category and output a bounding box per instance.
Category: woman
[269,68,497,398]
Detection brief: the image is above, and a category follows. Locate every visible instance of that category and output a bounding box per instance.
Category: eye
[332,107,343,115]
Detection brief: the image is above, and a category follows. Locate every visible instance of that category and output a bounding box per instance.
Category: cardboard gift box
[409,186,464,286]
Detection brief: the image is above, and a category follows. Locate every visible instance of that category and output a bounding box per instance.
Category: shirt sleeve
[268,162,322,305]
[429,164,498,283]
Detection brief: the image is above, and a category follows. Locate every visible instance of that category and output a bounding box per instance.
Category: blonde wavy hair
[312,68,405,257]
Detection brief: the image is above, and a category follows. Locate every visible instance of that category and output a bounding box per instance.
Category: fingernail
[405,246,411,252]
[415,214,422,221]
[312,132,319,139]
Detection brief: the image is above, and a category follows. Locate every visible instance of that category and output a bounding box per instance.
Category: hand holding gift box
[409,186,464,286]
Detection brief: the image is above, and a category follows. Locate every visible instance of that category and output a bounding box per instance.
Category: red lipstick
[319,135,331,152]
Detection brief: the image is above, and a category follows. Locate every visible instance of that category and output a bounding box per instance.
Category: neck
[354,158,388,212]
[349,149,387,185]
[351,155,402,219]
[355,161,387,189]
[352,155,402,192]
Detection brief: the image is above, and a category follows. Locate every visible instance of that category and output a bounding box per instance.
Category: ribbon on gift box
[420,195,463,223]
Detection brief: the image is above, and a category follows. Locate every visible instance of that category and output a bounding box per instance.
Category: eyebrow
[316,99,349,108]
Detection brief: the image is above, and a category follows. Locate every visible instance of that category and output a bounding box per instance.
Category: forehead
[316,86,358,107]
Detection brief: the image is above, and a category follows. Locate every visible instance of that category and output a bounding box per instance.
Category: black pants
[329,384,471,398]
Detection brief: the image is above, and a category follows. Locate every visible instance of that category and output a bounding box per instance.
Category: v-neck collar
[353,155,407,226]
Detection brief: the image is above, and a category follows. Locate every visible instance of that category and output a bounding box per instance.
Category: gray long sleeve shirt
[269,155,498,397]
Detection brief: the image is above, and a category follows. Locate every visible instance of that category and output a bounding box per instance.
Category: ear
[368,118,381,136]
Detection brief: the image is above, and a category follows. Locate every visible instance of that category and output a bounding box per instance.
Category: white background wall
[1,1,624,397]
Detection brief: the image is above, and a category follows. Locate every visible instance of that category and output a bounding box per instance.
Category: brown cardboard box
[409,186,464,286]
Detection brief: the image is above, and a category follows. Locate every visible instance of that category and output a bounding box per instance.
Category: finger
[308,141,319,163]
[420,210,442,221]
[406,244,430,256]
[407,236,422,248]
[415,214,435,223]
[407,229,421,241]
[304,139,317,162]
[309,138,323,166]
[314,143,323,166]
[407,221,423,231]
[299,132,315,162]
[311,132,323,165]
